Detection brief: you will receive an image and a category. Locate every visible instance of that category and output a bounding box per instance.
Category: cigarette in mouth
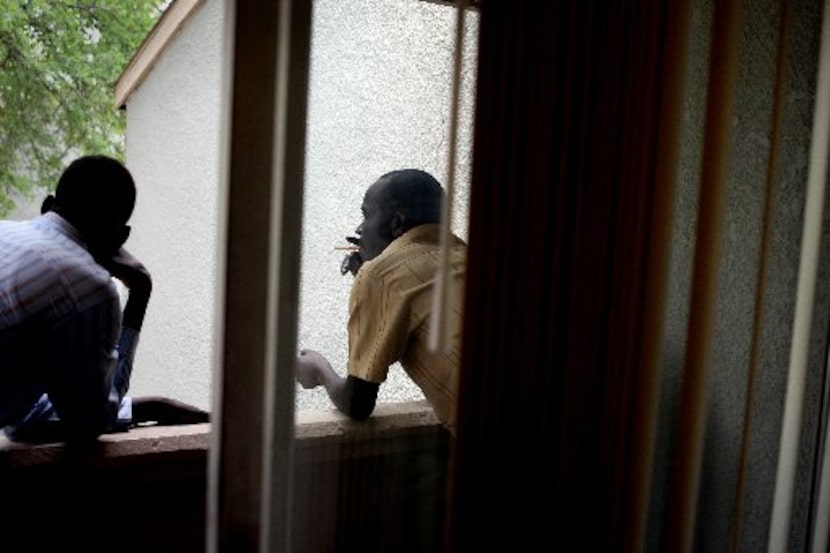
[334,246,360,251]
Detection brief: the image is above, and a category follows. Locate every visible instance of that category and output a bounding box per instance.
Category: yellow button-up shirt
[347,224,467,434]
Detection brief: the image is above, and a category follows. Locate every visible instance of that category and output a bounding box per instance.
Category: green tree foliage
[0,0,166,215]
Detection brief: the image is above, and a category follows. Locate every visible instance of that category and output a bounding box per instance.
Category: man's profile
[0,155,207,443]
[295,168,466,435]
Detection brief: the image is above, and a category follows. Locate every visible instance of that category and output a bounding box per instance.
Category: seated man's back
[0,212,120,431]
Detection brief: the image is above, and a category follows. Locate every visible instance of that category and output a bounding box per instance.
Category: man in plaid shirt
[0,155,207,442]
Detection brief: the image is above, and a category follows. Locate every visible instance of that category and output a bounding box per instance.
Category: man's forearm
[121,291,149,331]
[111,326,139,401]
[319,371,378,421]
[101,248,152,331]
[297,350,379,420]
[316,365,351,414]
[110,289,147,406]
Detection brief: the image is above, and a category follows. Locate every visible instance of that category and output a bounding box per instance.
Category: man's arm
[296,349,379,420]
[99,248,152,331]
[39,249,150,440]
[98,248,151,402]
[44,291,121,440]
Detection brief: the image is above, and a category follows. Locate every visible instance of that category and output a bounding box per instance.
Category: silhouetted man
[296,169,466,435]
[0,155,207,442]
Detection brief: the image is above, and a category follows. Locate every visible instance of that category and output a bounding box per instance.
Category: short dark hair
[54,155,136,226]
[379,169,444,226]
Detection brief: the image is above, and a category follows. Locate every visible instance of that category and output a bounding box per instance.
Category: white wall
[124,0,478,412]
[124,0,224,409]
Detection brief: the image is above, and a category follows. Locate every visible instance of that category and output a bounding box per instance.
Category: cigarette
[334,246,360,251]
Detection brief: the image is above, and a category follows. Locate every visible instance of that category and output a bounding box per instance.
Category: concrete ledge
[0,399,443,467]
[0,423,208,467]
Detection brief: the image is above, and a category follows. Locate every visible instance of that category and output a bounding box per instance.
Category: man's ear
[117,225,131,248]
[390,211,407,238]
[40,195,56,214]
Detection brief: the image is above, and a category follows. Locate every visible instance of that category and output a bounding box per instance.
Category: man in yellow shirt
[296,169,466,435]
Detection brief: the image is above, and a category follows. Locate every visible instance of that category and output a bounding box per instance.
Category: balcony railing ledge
[0,399,444,468]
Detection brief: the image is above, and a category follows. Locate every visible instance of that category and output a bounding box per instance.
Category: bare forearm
[100,247,152,331]
[315,363,351,413]
[296,349,379,420]
[121,290,149,330]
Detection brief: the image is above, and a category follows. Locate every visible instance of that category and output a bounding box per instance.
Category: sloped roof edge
[420,0,481,8]
[115,0,206,109]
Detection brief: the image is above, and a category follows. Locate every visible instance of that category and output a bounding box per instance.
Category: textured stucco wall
[123,0,478,412]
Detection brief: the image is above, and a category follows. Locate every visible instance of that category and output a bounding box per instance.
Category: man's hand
[99,248,152,296]
[340,235,363,276]
[340,252,363,276]
[295,350,380,420]
[296,349,331,389]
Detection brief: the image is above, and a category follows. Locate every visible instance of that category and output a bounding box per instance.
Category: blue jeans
[3,393,133,442]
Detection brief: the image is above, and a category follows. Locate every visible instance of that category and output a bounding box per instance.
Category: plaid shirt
[0,212,136,436]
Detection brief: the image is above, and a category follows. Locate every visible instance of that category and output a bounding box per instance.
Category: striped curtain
[447,1,830,551]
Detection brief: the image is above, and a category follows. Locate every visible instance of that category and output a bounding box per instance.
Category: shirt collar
[383,223,466,256]
[36,211,88,250]
[386,224,441,253]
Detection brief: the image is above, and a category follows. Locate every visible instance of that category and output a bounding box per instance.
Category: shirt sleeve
[43,290,122,439]
[347,262,411,383]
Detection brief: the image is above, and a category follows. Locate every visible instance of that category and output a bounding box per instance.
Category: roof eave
[114,0,207,110]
